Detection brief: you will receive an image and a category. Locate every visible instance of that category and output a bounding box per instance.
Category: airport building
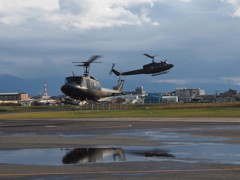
[175,88,205,103]
[216,89,240,103]
[0,93,30,104]
[161,96,178,103]
[144,93,162,104]
[135,87,147,95]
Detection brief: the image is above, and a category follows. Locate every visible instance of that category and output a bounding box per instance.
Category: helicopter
[110,53,174,76]
[61,55,124,101]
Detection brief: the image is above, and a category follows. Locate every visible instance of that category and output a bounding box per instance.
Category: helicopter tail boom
[112,69,121,76]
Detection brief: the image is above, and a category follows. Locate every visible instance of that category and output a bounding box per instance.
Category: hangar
[0,93,29,104]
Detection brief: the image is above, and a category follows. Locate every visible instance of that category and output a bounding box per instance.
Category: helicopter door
[86,79,91,88]
[81,78,87,88]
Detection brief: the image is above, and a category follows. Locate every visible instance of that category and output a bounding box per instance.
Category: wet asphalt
[0,118,240,179]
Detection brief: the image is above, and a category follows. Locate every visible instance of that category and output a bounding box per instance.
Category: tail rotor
[109,63,116,75]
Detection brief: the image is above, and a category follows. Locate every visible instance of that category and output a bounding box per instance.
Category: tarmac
[0,117,240,179]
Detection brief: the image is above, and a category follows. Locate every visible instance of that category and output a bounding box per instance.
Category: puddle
[0,147,174,166]
[0,143,240,166]
[1,125,240,166]
[166,143,240,164]
[116,129,228,143]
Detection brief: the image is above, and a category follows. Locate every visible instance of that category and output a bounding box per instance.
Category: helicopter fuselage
[111,61,174,76]
[61,75,124,101]
[142,62,173,74]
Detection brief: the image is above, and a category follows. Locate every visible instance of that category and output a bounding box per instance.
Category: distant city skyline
[0,74,240,97]
[0,1,240,95]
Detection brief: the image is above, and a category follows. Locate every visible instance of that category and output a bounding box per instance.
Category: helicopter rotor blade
[143,53,154,59]
[71,55,102,76]
[143,53,159,62]
[72,55,102,67]
[86,55,102,65]
[109,63,116,75]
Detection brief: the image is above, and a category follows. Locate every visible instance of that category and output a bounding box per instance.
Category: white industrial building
[175,88,205,103]
[161,96,178,103]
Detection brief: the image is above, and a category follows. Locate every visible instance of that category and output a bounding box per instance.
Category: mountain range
[0,74,63,96]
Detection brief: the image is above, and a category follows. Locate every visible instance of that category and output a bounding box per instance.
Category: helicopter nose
[61,84,71,95]
[61,84,80,96]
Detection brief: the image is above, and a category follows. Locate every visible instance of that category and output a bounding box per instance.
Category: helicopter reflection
[62,147,126,164]
[62,147,175,164]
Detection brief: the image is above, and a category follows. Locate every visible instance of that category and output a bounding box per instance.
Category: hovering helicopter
[61,55,124,101]
[110,53,174,76]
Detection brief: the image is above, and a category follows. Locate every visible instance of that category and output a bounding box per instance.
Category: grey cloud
[0,0,240,94]
[59,0,85,14]
[221,77,240,86]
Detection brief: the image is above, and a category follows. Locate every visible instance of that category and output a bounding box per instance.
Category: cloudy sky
[0,0,240,95]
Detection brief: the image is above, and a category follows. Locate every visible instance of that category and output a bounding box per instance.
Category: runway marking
[1,167,240,177]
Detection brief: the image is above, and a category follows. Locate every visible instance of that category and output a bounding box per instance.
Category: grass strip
[0,106,240,119]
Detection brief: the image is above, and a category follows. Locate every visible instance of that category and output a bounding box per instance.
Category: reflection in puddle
[169,143,240,164]
[128,148,175,158]
[62,147,126,164]
[0,147,175,166]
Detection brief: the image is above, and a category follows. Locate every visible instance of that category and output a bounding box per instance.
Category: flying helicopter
[61,55,124,101]
[110,53,174,76]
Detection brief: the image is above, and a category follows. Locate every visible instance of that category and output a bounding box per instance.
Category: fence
[75,103,129,111]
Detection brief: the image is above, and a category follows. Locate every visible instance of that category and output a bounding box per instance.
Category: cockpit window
[65,76,83,84]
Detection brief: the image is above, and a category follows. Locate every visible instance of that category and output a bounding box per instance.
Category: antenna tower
[43,81,48,96]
